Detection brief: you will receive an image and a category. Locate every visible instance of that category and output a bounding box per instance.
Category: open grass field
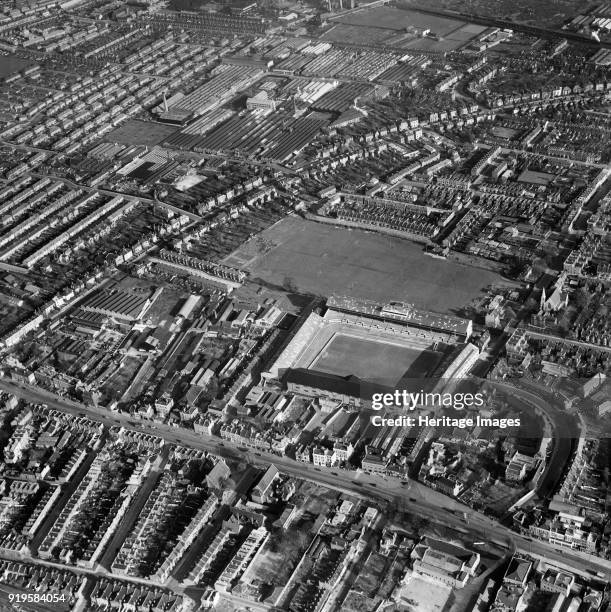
[321,23,393,45]
[328,6,488,51]
[235,216,510,315]
[105,119,178,147]
[334,6,466,35]
[311,333,443,385]
[0,54,34,78]
[402,35,465,52]
[517,170,555,186]
[405,0,593,28]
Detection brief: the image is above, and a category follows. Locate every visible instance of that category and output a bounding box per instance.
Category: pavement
[1,376,610,581]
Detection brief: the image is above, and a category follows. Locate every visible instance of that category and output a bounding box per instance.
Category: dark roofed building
[285,368,390,407]
[206,459,231,489]
[251,464,280,504]
[504,555,532,587]
[411,537,480,588]
[82,289,152,322]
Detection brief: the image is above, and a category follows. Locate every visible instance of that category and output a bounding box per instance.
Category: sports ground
[311,333,444,386]
[0,54,34,78]
[327,7,488,51]
[268,304,456,390]
[234,216,509,314]
[105,119,178,147]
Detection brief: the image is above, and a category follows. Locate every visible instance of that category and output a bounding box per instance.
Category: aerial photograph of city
[0,0,610,610]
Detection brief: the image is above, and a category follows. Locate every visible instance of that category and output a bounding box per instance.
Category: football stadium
[264,297,479,406]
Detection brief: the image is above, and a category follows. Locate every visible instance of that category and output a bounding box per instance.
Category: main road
[0,376,609,580]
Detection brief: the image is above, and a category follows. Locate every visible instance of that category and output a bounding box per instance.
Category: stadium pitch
[310,333,444,386]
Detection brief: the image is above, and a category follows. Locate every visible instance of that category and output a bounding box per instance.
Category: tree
[573,288,589,309]
[282,276,298,293]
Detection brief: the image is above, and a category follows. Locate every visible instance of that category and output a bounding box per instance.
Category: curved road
[487,378,579,500]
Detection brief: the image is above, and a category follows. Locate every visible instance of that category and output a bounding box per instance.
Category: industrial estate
[0,0,610,610]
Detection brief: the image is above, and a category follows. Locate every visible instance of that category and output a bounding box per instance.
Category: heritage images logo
[371,390,485,411]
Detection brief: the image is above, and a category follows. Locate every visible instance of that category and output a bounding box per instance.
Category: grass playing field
[333,6,465,35]
[327,6,477,51]
[321,24,394,45]
[105,119,178,147]
[232,216,511,315]
[311,333,443,385]
[405,0,589,28]
[0,54,34,78]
